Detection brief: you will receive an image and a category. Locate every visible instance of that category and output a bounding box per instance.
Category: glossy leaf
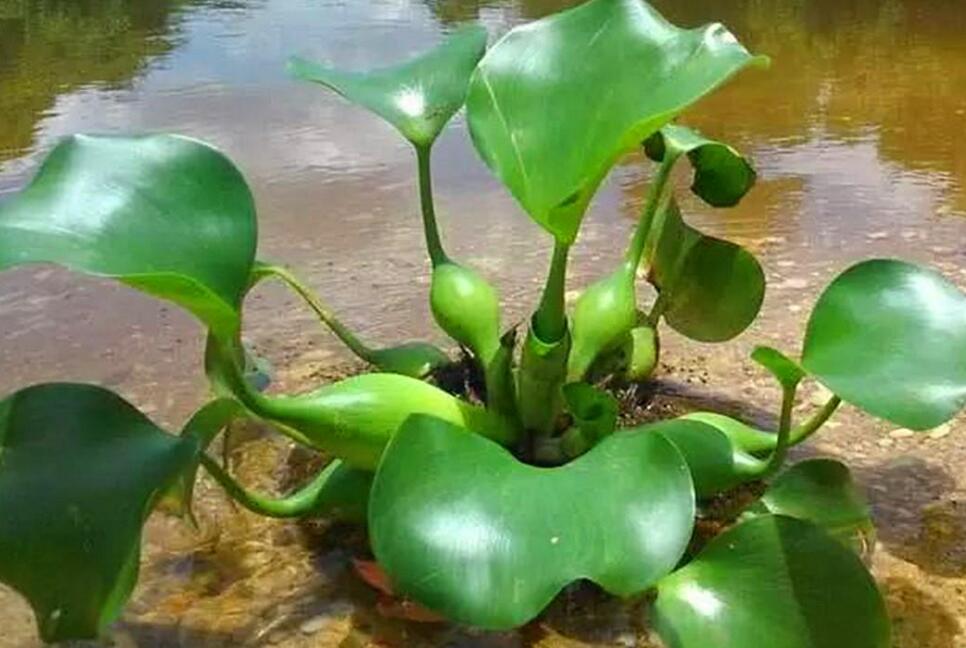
[646,198,764,342]
[747,459,875,554]
[370,415,695,629]
[802,259,966,430]
[644,123,756,207]
[0,134,257,337]
[653,515,890,648]
[0,384,205,642]
[289,25,487,147]
[367,342,451,379]
[649,417,765,497]
[466,0,765,242]
[681,411,776,455]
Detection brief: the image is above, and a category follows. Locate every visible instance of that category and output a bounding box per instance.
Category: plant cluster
[1,0,964,646]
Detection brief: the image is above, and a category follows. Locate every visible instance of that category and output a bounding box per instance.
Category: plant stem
[533,239,570,342]
[625,153,678,268]
[416,144,448,267]
[762,385,796,477]
[200,454,343,518]
[789,395,842,447]
[257,264,376,364]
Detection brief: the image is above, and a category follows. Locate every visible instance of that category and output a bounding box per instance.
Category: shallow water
[0,0,965,646]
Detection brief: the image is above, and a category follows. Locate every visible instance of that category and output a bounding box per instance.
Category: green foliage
[803,258,966,430]
[1,0,963,644]
[465,0,767,243]
[369,414,695,629]
[653,515,890,648]
[0,384,227,642]
[288,25,487,148]
[0,133,257,338]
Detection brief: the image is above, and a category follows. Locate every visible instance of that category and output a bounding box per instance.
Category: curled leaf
[0,134,257,338]
[289,25,487,147]
[644,123,756,207]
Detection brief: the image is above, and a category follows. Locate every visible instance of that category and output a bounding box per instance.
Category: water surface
[0,1,965,646]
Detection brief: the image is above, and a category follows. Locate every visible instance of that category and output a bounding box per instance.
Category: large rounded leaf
[369,415,695,629]
[644,124,756,208]
[466,0,766,243]
[289,25,487,147]
[0,134,257,337]
[802,259,966,430]
[646,198,764,342]
[0,384,211,642]
[653,515,890,648]
[747,459,875,554]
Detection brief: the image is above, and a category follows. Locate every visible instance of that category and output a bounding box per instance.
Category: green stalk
[761,385,796,477]
[533,240,571,343]
[200,455,369,520]
[789,395,842,447]
[256,264,377,364]
[626,153,678,268]
[416,144,448,267]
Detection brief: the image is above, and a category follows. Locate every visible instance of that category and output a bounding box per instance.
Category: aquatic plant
[1,0,964,645]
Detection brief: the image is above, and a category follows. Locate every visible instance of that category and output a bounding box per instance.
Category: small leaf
[560,382,619,457]
[369,414,695,629]
[289,25,488,147]
[747,459,875,555]
[751,345,805,391]
[653,515,890,648]
[367,342,451,379]
[0,134,257,338]
[0,384,204,642]
[644,123,756,207]
[802,259,966,430]
[647,198,765,342]
[466,0,766,242]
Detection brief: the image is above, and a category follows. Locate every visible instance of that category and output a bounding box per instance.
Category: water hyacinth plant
[1,0,965,644]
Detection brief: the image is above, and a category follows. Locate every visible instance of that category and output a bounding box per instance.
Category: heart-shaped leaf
[369,414,695,629]
[745,459,875,555]
[646,197,764,342]
[0,134,257,338]
[289,25,488,147]
[0,384,220,642]
[802,259,966,430]
[653,515,890,648]
[644,124,756,207]
[466,0,766,243]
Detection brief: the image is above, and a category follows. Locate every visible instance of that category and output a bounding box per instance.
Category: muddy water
[1,0,965,646]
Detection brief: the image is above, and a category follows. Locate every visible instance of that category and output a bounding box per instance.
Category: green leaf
[0,384,204,642]
[367,342,452,379]
[751,345,806,391]
[802,259,966,430]
[680,411,776,454]
[369,415,695,629]
[653,515,890,648]
[646,197,764,342]
[644,123,756,207]
[0,134,257,338]
[466,0,766,243]
[650,417,765,497]
[747,459,875,554]
[288,25,488,147]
